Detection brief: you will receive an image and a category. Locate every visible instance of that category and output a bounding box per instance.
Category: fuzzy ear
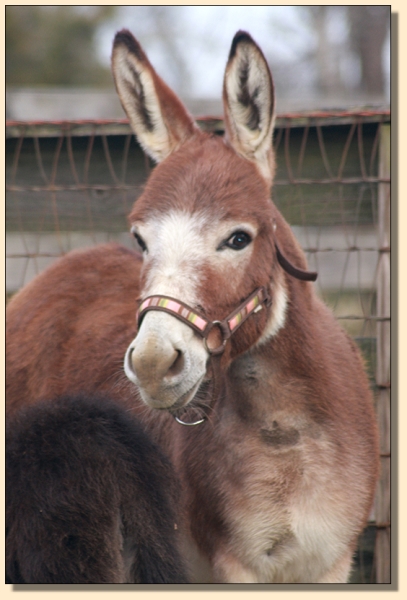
[223,31,276,184]
[111,29,198,162]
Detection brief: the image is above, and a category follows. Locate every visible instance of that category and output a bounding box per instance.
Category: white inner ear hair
[114,50,172,162]
[226,45,272,151]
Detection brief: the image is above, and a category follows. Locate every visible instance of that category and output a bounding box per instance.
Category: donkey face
[112,30,288,411]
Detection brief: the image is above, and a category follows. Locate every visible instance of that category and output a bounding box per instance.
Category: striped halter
[136,286,271,355]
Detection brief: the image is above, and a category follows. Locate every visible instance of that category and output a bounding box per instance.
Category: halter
[135,244,317,425]
[137,286,271,356]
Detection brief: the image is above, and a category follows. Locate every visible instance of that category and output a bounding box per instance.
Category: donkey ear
[223,31,276,184]
[111,30,198,163]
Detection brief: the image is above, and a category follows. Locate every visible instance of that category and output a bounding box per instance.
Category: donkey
[6,394,189,583]
[6,30,379,583]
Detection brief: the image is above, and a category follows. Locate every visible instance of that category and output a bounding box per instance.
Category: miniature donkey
[6,30,379,583]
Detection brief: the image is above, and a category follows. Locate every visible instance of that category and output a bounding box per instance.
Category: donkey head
[112,30,304,413]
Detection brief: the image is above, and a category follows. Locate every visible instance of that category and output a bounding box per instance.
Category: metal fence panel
[6,110,391,583]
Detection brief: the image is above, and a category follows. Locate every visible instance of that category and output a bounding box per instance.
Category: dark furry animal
[6,394,189,584]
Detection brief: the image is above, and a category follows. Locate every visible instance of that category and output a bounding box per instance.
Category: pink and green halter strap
[136,286,271,355]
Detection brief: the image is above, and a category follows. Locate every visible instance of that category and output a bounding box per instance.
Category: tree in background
[126,5,192,97]
[6,6,116,86]
[6,5,390,101]
[347,5,390,94]
[274,5,390,100]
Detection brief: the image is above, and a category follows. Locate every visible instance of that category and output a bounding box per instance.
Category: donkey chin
[124,312,209,410]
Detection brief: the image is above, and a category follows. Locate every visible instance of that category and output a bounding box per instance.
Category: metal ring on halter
[203,320,229,355]
[174,415,206,426]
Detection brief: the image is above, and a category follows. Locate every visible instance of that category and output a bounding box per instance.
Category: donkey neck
[221,281,319,420]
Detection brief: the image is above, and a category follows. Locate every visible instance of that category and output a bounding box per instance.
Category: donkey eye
[131,229,148,253]
[224,231,252,250]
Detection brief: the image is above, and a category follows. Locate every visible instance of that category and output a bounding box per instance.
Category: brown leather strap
[275,243,318,282]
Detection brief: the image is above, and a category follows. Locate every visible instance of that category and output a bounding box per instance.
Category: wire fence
[5,109,391,584]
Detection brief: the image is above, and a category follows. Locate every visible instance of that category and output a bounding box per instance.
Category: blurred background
[6,5,390,119]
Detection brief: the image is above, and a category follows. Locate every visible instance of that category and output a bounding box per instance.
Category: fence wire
[6,109,391,584]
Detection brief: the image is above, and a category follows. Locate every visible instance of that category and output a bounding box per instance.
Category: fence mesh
[6,110,391,584]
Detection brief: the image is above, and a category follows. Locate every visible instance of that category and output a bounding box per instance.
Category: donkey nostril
[129,337,185,387]
[166,350,185,378]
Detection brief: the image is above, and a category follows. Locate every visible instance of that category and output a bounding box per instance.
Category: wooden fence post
[375,122,391,583]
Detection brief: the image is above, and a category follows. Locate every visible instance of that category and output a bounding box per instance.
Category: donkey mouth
[170,378,213,420]
[167,376,206,411]
[136,373,206,412]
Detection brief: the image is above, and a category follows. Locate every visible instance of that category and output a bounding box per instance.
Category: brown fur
[6,394,189,583]
[6,30,379,583]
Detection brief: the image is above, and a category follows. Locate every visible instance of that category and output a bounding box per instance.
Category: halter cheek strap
[136,286,271,355]
[275,243,318,282]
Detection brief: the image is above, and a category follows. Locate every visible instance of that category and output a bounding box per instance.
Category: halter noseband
[136,286,271,355]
